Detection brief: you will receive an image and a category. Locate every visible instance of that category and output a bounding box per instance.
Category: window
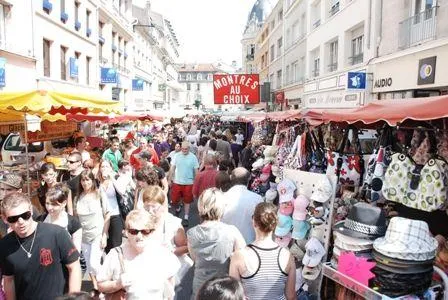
[75,2,80,22]
[313,58,320,77]
[112,31,117,45]
[60,46,67,80]
[187,74,191,80]
[0,5,5,49]
[351,35,364,65]
[292,21,298,42]
[277,37,283,58]
[197,73,202,80]
[99,22,104,36]
[329,0,340,16]
[207,74,213,81]
[285,65,290,84]
[74,51,80,82]
[61,0,65,13]
[292,61,298,82]
[43,39,51,77]
[197,83,201,91]
[270,45,275,62]
[329,40,338,71]
[278,9,283,21]
[86,10,91,29]
[86,56,91,85]
[187,83,191,90]
[276,70,282,88]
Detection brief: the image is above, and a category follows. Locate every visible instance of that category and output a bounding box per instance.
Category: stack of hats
[274,178,296,248]
[302,237,326,281]
[292,195,310,241]
[371,217,437,297]
[308,176,333,242]
[331,202,387,269]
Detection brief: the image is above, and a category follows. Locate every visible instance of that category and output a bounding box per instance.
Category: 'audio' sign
[213,74,260,105]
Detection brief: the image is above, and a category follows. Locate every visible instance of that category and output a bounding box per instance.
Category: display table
[322,262,447,300]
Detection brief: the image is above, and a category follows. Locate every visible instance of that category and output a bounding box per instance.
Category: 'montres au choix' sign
[213,74,260,105]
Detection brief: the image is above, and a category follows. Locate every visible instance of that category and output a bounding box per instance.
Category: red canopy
[67,113,164,123]
[304,95,448,125]
[266,110,302,121]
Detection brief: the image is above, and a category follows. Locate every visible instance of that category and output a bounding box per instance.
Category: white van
[1,133,67,165]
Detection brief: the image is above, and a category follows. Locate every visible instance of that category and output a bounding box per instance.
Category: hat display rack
[282,169,338,297]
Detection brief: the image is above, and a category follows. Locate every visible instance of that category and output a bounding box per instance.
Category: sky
[149,0,256,66]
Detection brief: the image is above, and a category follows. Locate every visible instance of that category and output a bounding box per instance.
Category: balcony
[329,2,340,17]
[313,19,321,29]
[98,35,105,44]
[399,6,438,49]
[327,62,338,72]
[75,21,81,31]
[60,12,69,23]
[111,44,117,51]
[349,53,364,65]
[112,63,130,75]
[43,0,52,13]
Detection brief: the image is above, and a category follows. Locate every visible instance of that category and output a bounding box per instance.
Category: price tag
[337,251,376,286]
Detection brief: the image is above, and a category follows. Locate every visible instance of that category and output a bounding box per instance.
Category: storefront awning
[303,95,448,125]
[0,90,122,115]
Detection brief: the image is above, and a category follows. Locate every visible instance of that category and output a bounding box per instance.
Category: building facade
[0,0,181,114]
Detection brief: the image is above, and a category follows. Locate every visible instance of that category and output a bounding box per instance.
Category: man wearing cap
[222,167,263,243]
[168,141,199,227]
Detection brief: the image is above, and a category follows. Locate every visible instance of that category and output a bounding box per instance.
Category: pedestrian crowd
[0,117,296,300]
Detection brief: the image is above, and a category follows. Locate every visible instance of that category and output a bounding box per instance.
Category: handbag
[382,131,448,212]
[326,126,365,186]
[361,126,394,202]
[105,247,126,300]
[113,182,135,221]
[304,129,327,173]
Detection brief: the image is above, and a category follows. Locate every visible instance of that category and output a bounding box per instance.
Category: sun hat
[333,202,387,240]
[275,214,293,237]
[279,201,294,216]
[373,217,438,261]
[277,178,296,203]
[334,230,374,247]
[275,232,292,248]
[302,264,322,280]
[293,195,310,221]
[259,164,272,182]
[310,176,333,203]
[292,220,310,240]
[0,173,23,189]
[302,237,326,267]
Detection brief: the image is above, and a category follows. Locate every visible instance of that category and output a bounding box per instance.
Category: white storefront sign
[303,90,364,109]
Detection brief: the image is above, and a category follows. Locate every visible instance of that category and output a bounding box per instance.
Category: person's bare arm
[284,254,297,300]
[71,228,83,253]
[229,250,242,280]
[173,227,188,256]
[3,275,16,300]
[66,260,82,293]
[66,190,74,215]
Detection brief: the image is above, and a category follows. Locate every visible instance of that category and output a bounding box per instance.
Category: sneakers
[182,218,189,228]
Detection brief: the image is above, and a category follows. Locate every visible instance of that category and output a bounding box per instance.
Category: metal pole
[23,112,31,196]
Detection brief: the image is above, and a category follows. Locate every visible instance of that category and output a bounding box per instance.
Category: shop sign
[305,91,361,108]
[100,67,117,84]
[417,56,437,85]
[132,79,144,91]
[373,77,393,88]
[0,57,6,87]
[69,57,78,78]
[347,72,366,90]
[0,123,25,136]
[213,74,260,105]
[23,121,77,143]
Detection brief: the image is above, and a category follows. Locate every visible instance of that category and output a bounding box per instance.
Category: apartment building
[371,0,448,99]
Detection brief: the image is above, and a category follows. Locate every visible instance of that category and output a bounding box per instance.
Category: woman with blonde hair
[97,209,179,299]
[229,202,296,300]
[76,170,109,295]
[187,188,246,299]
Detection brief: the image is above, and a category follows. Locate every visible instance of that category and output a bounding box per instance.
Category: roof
[245,0,276,32]
[176,64,220,72]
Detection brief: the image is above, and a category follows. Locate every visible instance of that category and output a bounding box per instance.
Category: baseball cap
[277,178,296,203]
[302,237,326,267]
[293,195,310,220]
[275,214,293,237]
[265,189,278,203]
[279,201,294,216]
[0,173,23,189]
[292,220,310,240]
[275,232,292,248]
[310,176,333,203]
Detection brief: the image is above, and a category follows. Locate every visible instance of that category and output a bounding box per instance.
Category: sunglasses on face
[68,160,79,164]
[127,228,154,236]
[7,211,32,223]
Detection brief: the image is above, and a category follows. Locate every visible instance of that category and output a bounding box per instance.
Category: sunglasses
[127,228,154,236]
[68,160,79,164]
[7,211,32,223]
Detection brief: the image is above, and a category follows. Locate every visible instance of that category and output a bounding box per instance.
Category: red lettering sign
[213,74,260,105]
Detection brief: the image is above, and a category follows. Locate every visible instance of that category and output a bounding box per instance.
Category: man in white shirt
[222,167,263,244]
[71,137,90,163]
[235,128,245,146]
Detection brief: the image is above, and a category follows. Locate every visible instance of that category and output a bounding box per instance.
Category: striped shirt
[241,244,288,300]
